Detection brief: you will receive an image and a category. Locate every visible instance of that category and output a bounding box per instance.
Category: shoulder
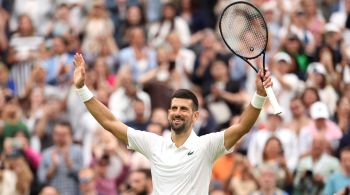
[119,47,132,55]
[128,127,163,140]
[327,171,344,181]
[41,147,55,157]
[71,144,82,151]
[278,128,297,137]
[175,17,188,25]
[200,130,224,139]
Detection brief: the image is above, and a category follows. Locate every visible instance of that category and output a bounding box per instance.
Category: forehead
[54,125,70,133]
[130,172,146,180]
[170,98,193,108]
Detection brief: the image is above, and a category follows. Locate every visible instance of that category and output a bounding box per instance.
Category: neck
[311,152,322,161]
[294,114,303,120]
[135,115,144,122]
[133,44,143,50]
[171,128,192,148]
[261,187,275,195]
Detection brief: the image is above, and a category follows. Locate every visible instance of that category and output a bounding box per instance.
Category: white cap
[307,62,327,75]
[310,101,329,119]
[274,52,292,64]
[324,23,340,33]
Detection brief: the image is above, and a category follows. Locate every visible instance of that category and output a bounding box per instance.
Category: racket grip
[264,86,282,115]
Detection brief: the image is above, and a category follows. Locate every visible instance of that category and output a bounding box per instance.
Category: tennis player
[73,53,272,194]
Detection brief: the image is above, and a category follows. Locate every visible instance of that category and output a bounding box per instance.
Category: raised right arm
[73,53,129,144]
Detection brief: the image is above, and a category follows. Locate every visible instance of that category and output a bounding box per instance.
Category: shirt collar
[165,130,198,149]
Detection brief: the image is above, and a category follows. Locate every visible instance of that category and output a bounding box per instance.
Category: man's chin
[171,124,186,133]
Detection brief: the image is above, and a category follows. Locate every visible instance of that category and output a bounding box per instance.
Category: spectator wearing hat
[271,51,302,122]
[306,62,339,115]
[299,101,342,155]
[280,33,311,80]
[315,22,343,67]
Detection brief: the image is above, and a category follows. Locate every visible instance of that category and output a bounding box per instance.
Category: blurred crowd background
[0,0,349,194]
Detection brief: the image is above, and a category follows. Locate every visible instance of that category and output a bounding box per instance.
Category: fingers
[258,69,273,88]
[73,53,85,67]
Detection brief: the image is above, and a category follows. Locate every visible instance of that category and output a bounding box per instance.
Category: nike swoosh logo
[187,151,194,155]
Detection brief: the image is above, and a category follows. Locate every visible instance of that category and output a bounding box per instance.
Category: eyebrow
[171,105,190,110]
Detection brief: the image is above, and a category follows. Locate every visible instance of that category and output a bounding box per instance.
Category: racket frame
[219,1,282,115]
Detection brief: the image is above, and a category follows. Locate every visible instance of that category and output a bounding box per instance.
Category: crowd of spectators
[0,0,349,194]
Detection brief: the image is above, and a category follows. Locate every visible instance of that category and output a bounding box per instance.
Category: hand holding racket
[219,1,282,115]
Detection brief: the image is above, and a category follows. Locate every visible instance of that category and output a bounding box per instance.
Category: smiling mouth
[173,118,183,124]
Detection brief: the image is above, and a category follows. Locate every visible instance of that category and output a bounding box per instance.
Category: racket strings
[220,3,267,58]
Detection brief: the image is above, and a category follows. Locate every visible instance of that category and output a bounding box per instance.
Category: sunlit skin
[128,171,148,194]
[311,134,326,160]
[259,168,277,191]
[290,98,305,118]
[264,138,283,160]
[168,98,199,135]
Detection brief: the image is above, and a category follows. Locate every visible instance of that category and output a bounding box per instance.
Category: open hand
[73,53,86,88]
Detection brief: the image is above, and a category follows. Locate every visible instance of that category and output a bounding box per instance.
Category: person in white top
[72,53,273,195]
[248,109,299,171]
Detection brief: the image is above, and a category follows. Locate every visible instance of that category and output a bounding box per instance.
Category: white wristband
[251,91,266,109]
[76,85,93,102]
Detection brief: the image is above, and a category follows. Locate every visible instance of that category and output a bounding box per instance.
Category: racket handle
[264,86,282,115]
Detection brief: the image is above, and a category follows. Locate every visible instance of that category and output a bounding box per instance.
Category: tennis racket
[219,1,282,115]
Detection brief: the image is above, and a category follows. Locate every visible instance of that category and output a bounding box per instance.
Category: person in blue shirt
[324,146,350,195]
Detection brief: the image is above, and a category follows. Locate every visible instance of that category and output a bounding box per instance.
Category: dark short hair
[171,89,199,111]
[54,119,73,135]
[133,168,152,179]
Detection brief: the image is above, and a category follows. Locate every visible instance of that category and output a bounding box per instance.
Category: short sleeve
[203,131,233,163]
[127,127,161,159]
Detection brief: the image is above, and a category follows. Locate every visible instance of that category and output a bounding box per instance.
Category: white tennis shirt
[127,128,230,195]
